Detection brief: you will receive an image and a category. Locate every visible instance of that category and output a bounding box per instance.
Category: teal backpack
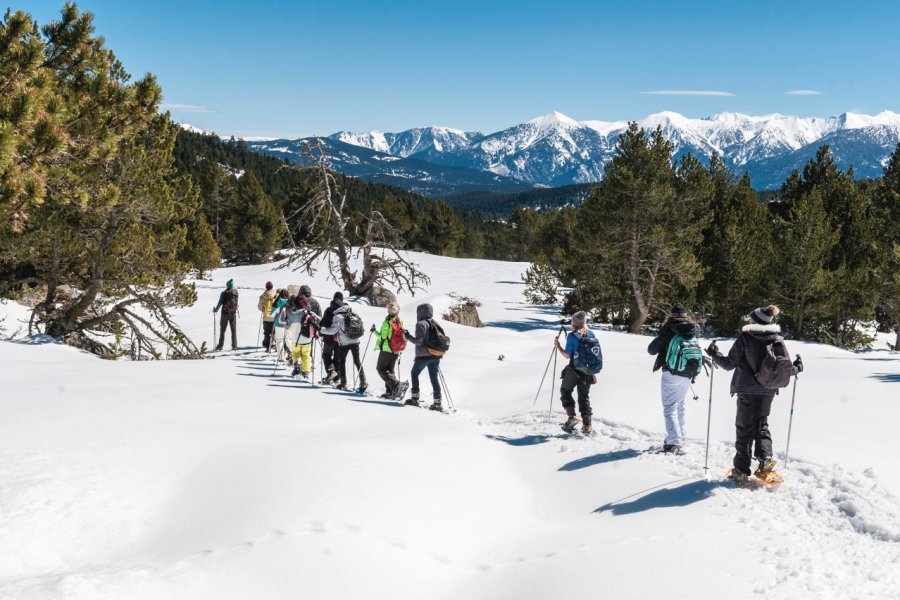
[665,335,703,379]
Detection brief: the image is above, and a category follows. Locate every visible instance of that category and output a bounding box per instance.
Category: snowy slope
[2,252,899,599]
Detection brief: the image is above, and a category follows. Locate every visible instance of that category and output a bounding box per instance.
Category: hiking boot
[299,372,310,383]
[428,401,443,411]
[755,457,778,475]
[581,415,594,436]
[357,383,368,394]
[291,364,301,377]
[561,416,581,433]
[328,370,339,382]
[662,444,684,455]
[404,398,421,407]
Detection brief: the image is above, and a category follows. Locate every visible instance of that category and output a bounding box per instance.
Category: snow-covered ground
[2,252,899,599]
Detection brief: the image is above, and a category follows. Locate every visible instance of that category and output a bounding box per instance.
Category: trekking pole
[212,310,217,350]
[548,325,567,421]
[534,325,565,406]
[702,355,716,478]
[354,330,374,389]
[438,368,456,412]
[256,313,262,349]
[783,356,800,467]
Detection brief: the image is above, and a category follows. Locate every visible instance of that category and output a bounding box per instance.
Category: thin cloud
[785,90,824,96]
[161,103,215,113]
[641,90,735,97]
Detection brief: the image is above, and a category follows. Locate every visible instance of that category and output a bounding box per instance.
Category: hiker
[269,288,290,356]
[318,292,344,383]
[286,293,319,381]
[647,304,702,455]
[298,285,322,318]
[213,279,239,351]
[372,302,405,399]
[706,305,803,484]
[404,303,445,410]
[553,311,600,435]
[258,281,277,351]
[319,297,367,392]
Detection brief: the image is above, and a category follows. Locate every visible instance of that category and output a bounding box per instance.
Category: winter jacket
[319,305,360,347]
[258,289,277,322]
[270,298,288,328]
[320,299,342,328]
[404,304,436,359]
[286,308,317,345]
[304,296,322,318]
[374,315,403,353]
[647,318,700,375]
[215,289,239,315]
[711,323,798,396]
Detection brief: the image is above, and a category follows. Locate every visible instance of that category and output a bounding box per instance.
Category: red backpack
[389,319,407,353]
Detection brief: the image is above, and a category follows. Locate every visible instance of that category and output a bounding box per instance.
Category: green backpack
[665,335,703,378]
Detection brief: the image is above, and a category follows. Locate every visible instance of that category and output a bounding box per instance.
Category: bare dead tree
[282,140,429,297]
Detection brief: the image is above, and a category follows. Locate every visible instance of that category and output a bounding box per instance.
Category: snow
[2,252,899,599]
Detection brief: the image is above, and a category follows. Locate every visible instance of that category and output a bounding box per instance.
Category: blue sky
[23,0,900,138]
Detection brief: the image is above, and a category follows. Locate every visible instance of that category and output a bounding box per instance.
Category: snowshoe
[404,398,421,407]
[428,401,444,412]
[560,416,581,433]
[663,444,685,456]
[392,381,410,402]
[726,468,753,488]
[753,458,783,485]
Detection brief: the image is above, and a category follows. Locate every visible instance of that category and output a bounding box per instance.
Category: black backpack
[425,319,451,357]
[753,340,793,389]
[223,289,239,315]
[343,308,365,340]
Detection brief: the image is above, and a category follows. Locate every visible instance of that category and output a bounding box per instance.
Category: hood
[668,318,696,338]
[330,299,343,310]
[416,303,433,321]
[742,322,782,342]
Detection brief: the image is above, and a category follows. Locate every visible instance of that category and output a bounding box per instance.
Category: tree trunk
[894,324,900,351]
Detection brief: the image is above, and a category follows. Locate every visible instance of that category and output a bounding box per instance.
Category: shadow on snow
[558,449,641,471]
[594,479,718,516]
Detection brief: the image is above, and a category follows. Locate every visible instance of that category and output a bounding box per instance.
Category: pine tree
[227,172,281,263]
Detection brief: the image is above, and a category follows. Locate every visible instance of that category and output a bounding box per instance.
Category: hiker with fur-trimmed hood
[647,304,701,455]
[707,305,803,483]
[404,303,443,411]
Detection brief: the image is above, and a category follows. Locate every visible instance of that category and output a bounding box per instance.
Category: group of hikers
[216,280,804,484]
[552,303,803,485]
[213,281,451,411]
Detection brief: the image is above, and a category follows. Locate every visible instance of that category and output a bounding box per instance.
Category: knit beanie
[750,304,780,325]
[572,311,587,329]
[387,302,400,316]
[265,281,273,289]
[226,279,234,289]
[299,285,311,297]
[670,303,687,318]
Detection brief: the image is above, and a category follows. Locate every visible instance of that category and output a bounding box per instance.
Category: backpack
[753,340,793,389]
[572,332,603,375]
[388,319,407,353]
[344,308,365,340]
[425,319,451,357]
[665,334,703,379]
[223,289,239,316]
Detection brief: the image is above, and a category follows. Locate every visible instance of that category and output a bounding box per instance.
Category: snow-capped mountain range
[245,110,900,195]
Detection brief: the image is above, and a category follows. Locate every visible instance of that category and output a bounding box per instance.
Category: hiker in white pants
[647,304,701,455]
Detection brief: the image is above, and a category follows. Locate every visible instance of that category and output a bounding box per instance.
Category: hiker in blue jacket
[647,304,700,455]
[553,311,597,435]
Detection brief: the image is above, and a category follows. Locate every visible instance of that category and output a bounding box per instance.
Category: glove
[793,356,803,373]
[370,324,376,333]
[706,341,719,356]
[212,307,217,313]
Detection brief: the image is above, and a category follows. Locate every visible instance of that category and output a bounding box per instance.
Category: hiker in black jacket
[707,304,802,483]
[318,292,343,383]
[213,279,239,351]
[647,304,700,455]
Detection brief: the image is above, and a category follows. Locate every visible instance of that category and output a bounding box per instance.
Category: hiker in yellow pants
[286,294,320,381]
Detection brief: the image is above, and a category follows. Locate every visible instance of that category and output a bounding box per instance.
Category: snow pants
[218,312,237,350]
[336,343,366,388]
[262,319,275,350]
[733,393,774,475]
[661,370,691,446]
[560,365,592,416]
[411,356,441,400]
[291,343,312,374]
[322,337,337,375]
[376,351,400,394]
